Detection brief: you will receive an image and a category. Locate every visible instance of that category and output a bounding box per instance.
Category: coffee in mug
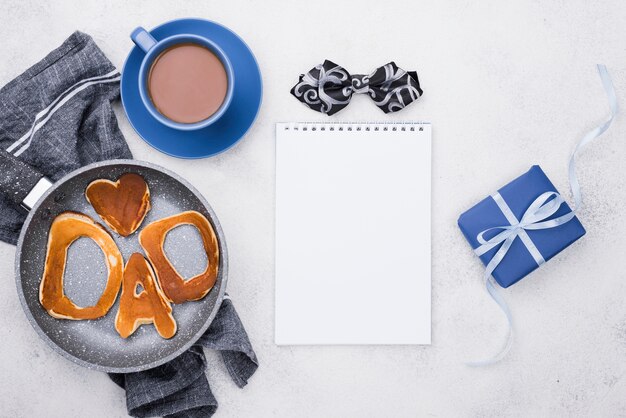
[147,43,228,124]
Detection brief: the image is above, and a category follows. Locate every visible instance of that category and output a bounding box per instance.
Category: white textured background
[1,1,626,417]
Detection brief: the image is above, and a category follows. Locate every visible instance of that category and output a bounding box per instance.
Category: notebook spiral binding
[281,122,429,132]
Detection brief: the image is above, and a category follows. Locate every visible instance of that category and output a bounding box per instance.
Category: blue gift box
[458,165,586,288]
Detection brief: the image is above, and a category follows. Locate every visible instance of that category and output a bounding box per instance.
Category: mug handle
[131,27,157,53]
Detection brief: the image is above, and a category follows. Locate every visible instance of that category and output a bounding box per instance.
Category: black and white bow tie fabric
[290,60,423,115]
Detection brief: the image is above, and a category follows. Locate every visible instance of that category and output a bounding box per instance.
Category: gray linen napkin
[109,297,258,418]
[0,31,258,417]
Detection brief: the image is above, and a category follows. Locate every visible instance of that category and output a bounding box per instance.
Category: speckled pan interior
[15,160,227,373]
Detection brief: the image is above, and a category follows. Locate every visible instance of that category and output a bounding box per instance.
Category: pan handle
[0,149,52,211]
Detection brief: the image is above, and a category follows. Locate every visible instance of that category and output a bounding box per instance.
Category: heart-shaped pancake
[85,173,151,236]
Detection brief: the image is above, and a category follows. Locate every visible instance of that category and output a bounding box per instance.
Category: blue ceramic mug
[130,27,235,131]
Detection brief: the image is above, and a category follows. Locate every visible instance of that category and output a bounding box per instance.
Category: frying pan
[0,152,227,373]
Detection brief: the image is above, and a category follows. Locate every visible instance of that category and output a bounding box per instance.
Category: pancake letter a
[115,253,177,339]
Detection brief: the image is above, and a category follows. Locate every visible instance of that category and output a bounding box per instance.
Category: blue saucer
[121,18,262,159]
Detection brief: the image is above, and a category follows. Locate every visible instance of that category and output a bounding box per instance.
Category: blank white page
[275,122,431,345]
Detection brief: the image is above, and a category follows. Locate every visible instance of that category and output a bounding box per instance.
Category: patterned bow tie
[290,60,423,116]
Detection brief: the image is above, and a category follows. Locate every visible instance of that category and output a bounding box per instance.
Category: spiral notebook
[275,122,431,345]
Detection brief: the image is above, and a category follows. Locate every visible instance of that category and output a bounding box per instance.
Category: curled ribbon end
[465,277,514,367]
